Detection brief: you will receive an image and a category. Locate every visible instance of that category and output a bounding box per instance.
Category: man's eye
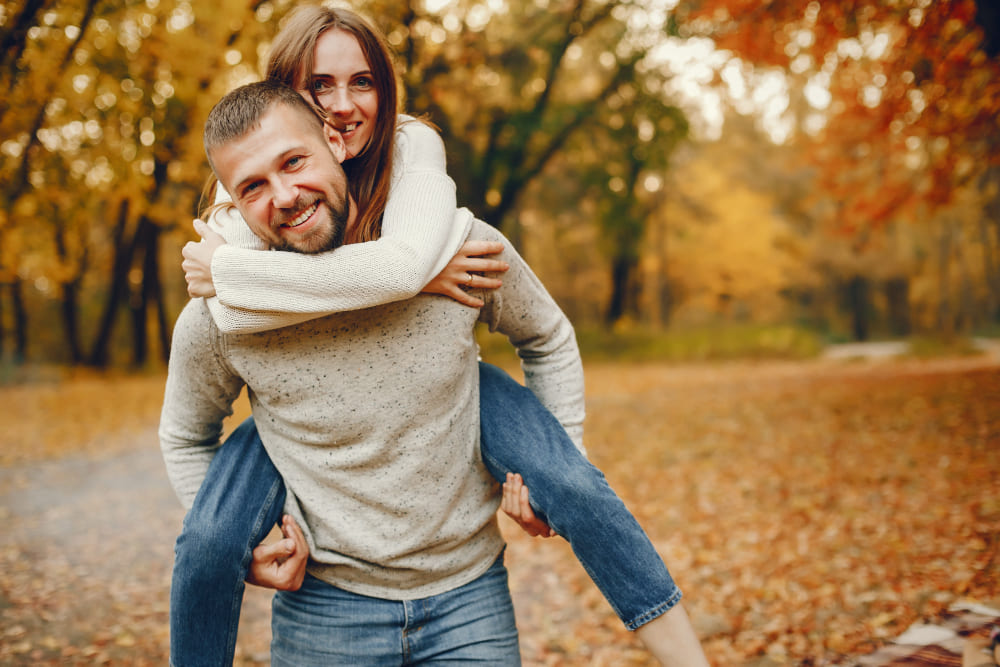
[286,156,302,168]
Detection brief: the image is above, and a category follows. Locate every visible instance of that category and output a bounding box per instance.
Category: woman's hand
[423,240,509,308]
[246,514,309,591]
[501,473,556,538]
[181,219,227,298]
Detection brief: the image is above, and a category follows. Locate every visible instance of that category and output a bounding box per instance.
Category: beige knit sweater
[159,221,584,600]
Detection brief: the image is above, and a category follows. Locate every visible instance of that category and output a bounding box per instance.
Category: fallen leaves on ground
[0,356,997,665]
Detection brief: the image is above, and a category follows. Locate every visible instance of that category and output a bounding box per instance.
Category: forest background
[2,0,1000,372]
[3,2,1000,665]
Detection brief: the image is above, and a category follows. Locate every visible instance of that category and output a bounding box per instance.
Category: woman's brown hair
[266,5,399,243]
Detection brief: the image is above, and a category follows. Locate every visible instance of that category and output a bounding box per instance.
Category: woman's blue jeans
[169,362,680,666]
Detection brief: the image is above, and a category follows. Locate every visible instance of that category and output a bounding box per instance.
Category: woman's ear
[324,120,348,163]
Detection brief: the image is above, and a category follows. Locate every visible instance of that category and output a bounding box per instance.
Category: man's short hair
[203,80,325,175]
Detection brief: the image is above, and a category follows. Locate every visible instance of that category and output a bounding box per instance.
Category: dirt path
[0,437,279,665]
[2,356,998,665]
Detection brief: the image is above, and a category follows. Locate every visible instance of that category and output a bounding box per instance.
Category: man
[159,80,584,664]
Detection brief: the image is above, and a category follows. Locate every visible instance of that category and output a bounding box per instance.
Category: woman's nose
[326,87,353,115]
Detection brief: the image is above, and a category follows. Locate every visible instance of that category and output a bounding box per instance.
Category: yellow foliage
[660,149,814,323]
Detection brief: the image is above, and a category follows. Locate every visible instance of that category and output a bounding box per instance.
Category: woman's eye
[352,77,373,90]
[312,79,331,92]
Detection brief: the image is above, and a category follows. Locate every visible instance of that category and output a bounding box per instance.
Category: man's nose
[272,178,298,208]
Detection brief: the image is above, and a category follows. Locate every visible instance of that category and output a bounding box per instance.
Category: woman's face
[303,29,378,159]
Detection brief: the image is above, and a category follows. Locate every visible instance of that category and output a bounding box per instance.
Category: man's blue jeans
[169,362,680,666]
[270,557,519,665]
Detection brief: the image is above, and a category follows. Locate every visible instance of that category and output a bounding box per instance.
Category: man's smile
[281,201,319,229]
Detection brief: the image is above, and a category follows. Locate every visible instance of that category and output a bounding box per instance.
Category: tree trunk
[957,241,975,333]
[884,278,911,337]
[149,233,172,364]
[936,222,954,335]
[606,253,639,327]
[10,279,27,362]
[981,215,1000,321]
[847,275,871,341]
[1,0,52,95]
[129,283,147,367]
[89,200,133,367]
[60,282,83,364]
[53,224,85,364]
[126,217,170,366]
[129,216,161,367]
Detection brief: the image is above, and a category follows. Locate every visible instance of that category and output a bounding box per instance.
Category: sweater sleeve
[158,300,246,509]
[205,117,471,335]
[474,222,586,454]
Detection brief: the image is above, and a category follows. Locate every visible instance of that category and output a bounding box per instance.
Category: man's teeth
[284,202,317,228]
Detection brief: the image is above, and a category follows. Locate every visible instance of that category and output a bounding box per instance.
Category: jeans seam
[222,473,285,659]
[624,587,683,631]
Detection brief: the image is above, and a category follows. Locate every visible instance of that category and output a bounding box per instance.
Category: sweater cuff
[211,244,257,309]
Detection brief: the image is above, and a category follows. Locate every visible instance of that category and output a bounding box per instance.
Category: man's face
[212,103,352,254]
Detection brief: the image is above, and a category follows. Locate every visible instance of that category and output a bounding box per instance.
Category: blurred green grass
[478,323,824,365]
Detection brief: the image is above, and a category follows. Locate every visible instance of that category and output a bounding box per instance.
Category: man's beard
[271,195,349,254]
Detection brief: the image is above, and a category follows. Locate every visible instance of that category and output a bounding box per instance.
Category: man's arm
[158,300,246,509]
[475,222,585,453]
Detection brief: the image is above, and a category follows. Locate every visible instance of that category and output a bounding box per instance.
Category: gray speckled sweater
[159,220,584,600]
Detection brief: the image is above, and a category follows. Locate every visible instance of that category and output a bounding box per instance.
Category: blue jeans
[170,362,680,666]
[270,557,519,665]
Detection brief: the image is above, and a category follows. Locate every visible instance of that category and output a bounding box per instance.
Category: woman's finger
[464,257,509,274]
[448,285,485,308]
[466,274,502,290]
[458,240,504,258]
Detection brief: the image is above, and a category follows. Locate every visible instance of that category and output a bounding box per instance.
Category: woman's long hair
[267,5,399,243]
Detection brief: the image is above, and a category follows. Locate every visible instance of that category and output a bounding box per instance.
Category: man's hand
[501,473,556,538]
[423,240,508,308]
[181,219,227,298]
[246,514,309,591]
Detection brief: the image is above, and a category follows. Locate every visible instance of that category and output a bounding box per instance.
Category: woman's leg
[477,362,680,630]
[170,417,286,667]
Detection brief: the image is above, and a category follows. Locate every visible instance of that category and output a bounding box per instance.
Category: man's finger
[501,476,519,518]
[254,537,296,562]
[283,516,308,553]
[518,484,534,521]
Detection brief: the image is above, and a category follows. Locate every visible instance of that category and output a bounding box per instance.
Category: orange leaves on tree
[679,0,1000,236]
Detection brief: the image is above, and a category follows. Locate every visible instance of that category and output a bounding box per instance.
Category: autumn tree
[1,0,275,367]
[675,0,1000,335]
[364,0,691,325]
[3,0,697,365]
